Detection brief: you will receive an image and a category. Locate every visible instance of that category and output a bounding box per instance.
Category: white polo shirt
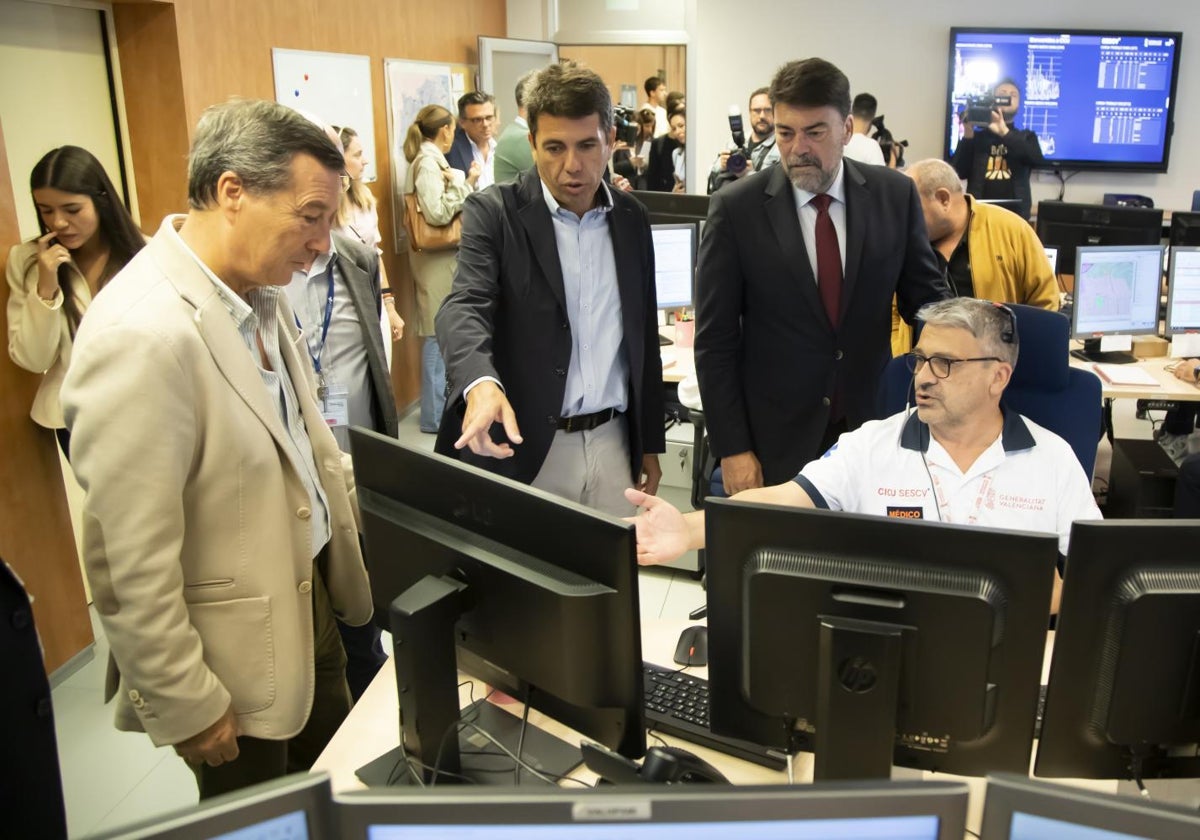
[794,409,1102,556]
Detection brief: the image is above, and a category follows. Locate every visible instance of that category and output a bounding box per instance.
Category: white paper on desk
[1171,333,1200,358]
[1099,335,1133,352]
[1091,363,1159,386]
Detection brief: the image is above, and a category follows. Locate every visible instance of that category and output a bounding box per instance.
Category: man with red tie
[694,58,950,492]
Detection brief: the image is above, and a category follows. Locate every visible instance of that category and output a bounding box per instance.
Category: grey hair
[187,99,345,210]
[907,158,963,199]
[917,297,1019,366]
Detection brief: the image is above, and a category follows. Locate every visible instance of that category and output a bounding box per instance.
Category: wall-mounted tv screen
[945,28,1183,172]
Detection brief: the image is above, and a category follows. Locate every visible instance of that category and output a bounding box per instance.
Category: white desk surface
[1070,353,1200,401]
[312,621,1117,838]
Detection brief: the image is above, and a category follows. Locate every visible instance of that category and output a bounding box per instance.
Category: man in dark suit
[695,58,949,492]
[435,61,664,515]
[446,90,495,189]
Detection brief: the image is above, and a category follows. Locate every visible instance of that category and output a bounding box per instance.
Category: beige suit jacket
[61,216,372,746]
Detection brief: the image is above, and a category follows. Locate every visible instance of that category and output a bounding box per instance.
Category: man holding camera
[707,87,779,194]
[952,79,1044,220]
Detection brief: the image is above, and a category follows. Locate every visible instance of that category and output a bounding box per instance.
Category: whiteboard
[272,48,377,183]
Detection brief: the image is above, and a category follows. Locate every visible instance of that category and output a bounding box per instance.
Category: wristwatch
[1192,364,1200,383]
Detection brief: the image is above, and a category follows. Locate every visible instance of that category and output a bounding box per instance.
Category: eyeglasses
[464,114,497,125]
[339,174,351,192]
[905,353,1002,379]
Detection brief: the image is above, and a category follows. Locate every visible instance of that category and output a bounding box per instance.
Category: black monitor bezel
[1170,211,1200,247]
[631,190,710,226]
[704,500,1058,779]
[944,27,1184,173]
[1165,245,1200,334]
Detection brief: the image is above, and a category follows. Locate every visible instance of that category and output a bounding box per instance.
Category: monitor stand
[1071,339,1137,365]
[355,577,581,787]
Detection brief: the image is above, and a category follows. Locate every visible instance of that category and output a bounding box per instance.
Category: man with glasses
[448,90,498,190]
[707,87,780,193]
[628,297,1100,606]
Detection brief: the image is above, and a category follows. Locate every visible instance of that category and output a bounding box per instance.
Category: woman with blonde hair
[6,145,144,456]
[334,124,404,343]
[404,103,476,432]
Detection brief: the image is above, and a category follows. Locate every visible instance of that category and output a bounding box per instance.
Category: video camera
[870,115,908,168]
[963,93,1012,125]
[613,105,639,146]
[726,106,749,174]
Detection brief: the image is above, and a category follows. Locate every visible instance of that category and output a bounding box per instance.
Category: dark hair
[457,90,495,119]
[644,76,664,97]
[30,146,145,335]
[525,61,612,137]
[995,77,1020,94]
[769,58,852,118]
[665,91,685,116]
[514,71,536,109]
[851,92,878,122]
[749,86,770,106]
[188,99,344,210]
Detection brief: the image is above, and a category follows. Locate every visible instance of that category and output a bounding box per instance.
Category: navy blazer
[434,169,665,484]
[445,127,476,177]
[694,159,950,485]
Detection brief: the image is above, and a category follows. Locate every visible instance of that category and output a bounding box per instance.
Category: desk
[312,621,1115,838]
[1069,354,1200,401]
[660,330,694,385]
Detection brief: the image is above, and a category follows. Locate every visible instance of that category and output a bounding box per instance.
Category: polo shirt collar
[899,406,1036,454]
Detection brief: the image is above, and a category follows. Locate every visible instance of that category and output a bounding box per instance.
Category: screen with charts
[1071,246,1162,337]
[366,815,943,839]
[1167,248,1200,333]
[1008,812,1148,840]
[213,810,309,840]
[945,29,1182,171]
[651,223,696,310]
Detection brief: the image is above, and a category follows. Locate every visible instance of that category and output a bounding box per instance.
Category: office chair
[1193,190,1200,212]
[877,304,1103,480]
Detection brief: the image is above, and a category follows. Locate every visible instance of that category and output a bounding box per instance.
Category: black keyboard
[642,663,786,770]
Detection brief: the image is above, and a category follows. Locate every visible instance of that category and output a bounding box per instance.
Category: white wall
[692,2,1198,210]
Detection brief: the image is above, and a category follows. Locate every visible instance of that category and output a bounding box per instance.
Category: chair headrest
[1009,304,1070,391]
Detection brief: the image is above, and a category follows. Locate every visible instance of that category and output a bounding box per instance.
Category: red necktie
[810,193,842,328]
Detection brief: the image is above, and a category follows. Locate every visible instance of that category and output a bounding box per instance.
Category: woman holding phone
[6,146,144,456]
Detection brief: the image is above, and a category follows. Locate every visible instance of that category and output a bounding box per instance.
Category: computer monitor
[1043,246,1058,275]
[349,430,645,786]
[336,781,970,839]
[1035,520,1200,782]
[1165,247,1200,334]
[976,198,1024,215]
[1035,201,1164,279]
[1169,210,1200,247]
[704,500,1058,782]
[1069,244,1165,363]
[650,222,696,310]
[631,190,710,225]
[90,772,334,839]
[981,773,1200,839]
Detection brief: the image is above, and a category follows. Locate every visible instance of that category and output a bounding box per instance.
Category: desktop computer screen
[703,501,1058,781]
[1036,520,1200,782]
[651,222,697,310]
[980,773,1200,839]
[349,430,645,786]
[1036,201,1164,278]
[1169,211,1200,247]
[336,782,970,839]
[1166,246,1200,333]
[91,773,334,839]
[1043,246,1058,275]
[1069,244,1164,362]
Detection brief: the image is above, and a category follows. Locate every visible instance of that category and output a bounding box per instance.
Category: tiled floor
[53,409,704,837]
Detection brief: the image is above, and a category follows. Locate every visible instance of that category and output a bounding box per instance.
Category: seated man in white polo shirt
[627,297,1101,611]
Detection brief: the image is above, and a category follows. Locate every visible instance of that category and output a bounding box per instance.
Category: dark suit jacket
[331,231,398,438]
[446,126,476,177]
[644,134,680,192]
[0,560,67,838]
[434,169,665,484]
[694,159,949,485]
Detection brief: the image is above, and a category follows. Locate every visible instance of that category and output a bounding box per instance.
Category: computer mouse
[673,624,709,667]
[640,745,729,783]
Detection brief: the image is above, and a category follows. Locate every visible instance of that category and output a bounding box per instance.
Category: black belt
[557,407,620,432]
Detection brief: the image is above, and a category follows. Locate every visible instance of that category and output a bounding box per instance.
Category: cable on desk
[514,684,532,785]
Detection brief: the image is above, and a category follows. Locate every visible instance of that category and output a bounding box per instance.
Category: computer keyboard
[642,662,786,770]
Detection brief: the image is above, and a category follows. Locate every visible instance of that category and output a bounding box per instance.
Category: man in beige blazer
[61,100,373,798]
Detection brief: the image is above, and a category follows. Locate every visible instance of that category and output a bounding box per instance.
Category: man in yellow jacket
[893,158,1058,355]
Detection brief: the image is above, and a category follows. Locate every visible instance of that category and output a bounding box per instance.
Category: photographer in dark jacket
[708,87,779,194]
[952,79,1044,220]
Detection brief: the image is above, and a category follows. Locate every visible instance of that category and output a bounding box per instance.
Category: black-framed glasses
[905,353,1002,379]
